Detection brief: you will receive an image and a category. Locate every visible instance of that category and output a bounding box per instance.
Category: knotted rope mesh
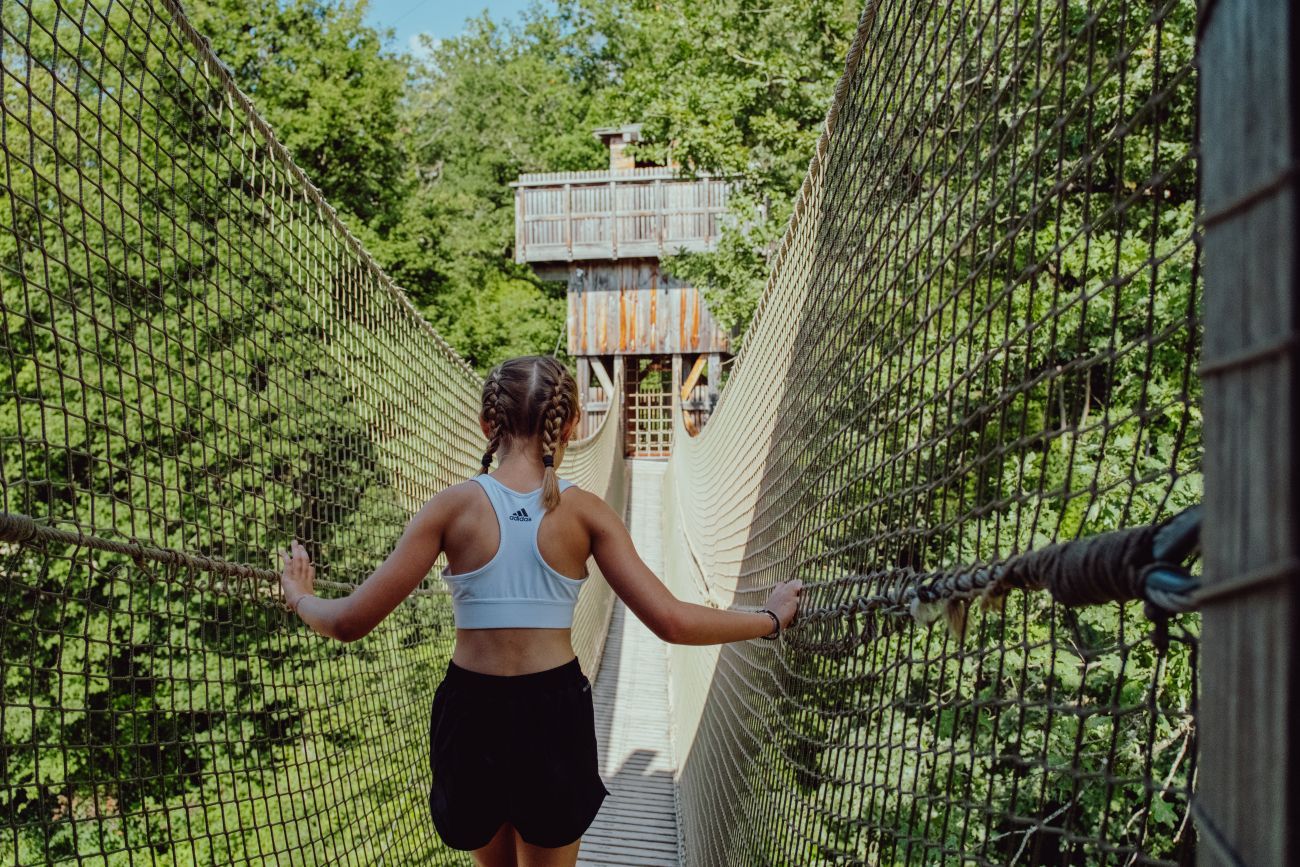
[663,0,1200,864]
[0,1,620,863]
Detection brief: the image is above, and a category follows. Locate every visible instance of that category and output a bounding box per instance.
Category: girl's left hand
[279,539,315,610]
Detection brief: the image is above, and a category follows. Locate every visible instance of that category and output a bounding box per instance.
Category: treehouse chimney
[593,124,643,171]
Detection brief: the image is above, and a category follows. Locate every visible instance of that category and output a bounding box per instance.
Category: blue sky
[363,0,544,56]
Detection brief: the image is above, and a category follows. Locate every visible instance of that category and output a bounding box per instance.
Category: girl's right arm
[281,491,449,642]
[582,491,802,644]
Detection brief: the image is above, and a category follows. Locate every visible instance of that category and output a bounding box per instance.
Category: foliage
[371,9,607,371]
[571,0,863,340]
[681,0,1204,862]
[1,0,477,862]
[186,0,409,230]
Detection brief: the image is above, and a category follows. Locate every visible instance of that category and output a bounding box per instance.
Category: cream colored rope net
[661,0,1201,863]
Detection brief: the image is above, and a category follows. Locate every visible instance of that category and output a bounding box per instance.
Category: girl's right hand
[279,539,316,612]
[764,578,803,630]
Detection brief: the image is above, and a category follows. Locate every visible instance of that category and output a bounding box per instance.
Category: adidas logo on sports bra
[508,507,532,522]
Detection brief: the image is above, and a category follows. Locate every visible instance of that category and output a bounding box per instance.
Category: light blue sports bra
[441,474,585,628]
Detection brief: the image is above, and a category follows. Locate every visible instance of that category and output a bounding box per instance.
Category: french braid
[478,370,505,474]
[539,383,576,511]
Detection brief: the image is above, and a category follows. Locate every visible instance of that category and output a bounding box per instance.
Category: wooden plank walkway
[579,459,682,867]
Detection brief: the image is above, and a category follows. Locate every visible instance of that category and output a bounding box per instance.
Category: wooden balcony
[512,168,733,263]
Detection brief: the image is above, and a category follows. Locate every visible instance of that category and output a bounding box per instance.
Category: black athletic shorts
[428,656,610,850]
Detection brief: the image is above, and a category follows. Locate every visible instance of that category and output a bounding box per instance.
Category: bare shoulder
[418,479,485,528]
[438,477,485,503]
[563,486,621,533]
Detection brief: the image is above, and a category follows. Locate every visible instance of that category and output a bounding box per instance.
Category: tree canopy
[385,0,863,358]
[178,0,860,371]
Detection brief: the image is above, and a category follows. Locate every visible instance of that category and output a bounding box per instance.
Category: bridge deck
[579,459,682,867]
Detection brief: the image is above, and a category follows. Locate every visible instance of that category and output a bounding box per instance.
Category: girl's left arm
[279,494,447,642]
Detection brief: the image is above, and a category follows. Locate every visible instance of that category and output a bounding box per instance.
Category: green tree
[1,1,476,862]
[373,9,608,371]
[185,0,408,231]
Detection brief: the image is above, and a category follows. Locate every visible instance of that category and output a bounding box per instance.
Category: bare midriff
[451,627,577,675]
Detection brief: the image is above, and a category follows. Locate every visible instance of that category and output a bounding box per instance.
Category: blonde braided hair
[538,382,578,510]
[476,356,579,511]
[478,368,505,474]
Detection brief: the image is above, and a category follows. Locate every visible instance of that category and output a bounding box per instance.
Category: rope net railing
[557,367,627,686]
[0,1,622,863]
[662,0,1201,864]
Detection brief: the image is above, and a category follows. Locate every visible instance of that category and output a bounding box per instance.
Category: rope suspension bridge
[3,0,1294,864]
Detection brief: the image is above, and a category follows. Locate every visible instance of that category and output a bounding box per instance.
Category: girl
[278,355,803,867]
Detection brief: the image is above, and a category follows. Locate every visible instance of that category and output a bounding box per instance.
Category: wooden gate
[624,357,673,456]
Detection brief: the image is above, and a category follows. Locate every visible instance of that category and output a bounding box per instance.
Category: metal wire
[0,1,621,863]
[662,0,1201,864]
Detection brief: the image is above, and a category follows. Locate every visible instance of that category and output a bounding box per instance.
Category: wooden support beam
[590,357,616,398]
[576,357,591,438]
[707,353,721,408]
[671,355,682,442]
[577,357,590,393]
[679,354,707,402]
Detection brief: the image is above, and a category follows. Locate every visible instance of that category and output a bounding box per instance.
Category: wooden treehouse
[512,125,734,456]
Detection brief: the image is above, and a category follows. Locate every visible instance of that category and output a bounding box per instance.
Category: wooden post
[514,187,524,263]
[707,352,721,412]
[701,177,711,243]
[576,357,591,438]
[564,182,573,261]
[671,354,682,447]
[655,177,665,257]
[1197,1,1300,864]
[622,357,635,457]
[609,179,618,259]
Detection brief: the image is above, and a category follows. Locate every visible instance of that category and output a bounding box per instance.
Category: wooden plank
[576,357,591,439]
[671,356,682,443]
[1198,1,1300,865]
[679,355,707,402]
[649,263,660,351]
[579,459,681,865]
[590,357,616,397]
[707,353,720,407]
[565,183,573,259]
[514,187,525,263]
[609,179,618,258]
[565,263,730,355]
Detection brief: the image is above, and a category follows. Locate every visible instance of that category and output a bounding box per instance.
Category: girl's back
[441,471,595,676]
[440,472,590,584]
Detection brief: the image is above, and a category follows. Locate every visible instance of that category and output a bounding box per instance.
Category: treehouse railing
[512,169,733,264]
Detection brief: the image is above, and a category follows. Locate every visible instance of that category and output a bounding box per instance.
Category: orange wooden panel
[690,289,700,349]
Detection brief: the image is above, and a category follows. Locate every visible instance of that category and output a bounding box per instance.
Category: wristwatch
[758,608,781,640]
